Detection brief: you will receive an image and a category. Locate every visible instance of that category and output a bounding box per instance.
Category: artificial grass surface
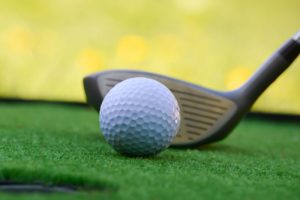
[0,101,299,200]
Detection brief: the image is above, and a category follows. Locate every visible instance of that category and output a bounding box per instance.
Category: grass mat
[0,102,299,199]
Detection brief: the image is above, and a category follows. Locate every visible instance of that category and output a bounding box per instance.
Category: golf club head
[84,70,240,147]
[84,30,300,148]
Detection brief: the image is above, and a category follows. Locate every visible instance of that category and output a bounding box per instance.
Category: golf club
[84,30,300,148]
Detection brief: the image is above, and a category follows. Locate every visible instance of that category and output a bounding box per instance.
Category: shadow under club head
[84,30,300,148]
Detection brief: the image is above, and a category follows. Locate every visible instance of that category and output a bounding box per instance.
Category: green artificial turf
[0,101,299,200]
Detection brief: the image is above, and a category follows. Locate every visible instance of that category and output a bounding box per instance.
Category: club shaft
[237,31,300,103]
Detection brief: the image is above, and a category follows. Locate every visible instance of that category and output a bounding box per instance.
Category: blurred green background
[0,0,299,114]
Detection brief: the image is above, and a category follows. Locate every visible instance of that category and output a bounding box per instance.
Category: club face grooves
[105,84,116,87]
[179,97,228,110]
[185,123,208,131]
[183,117,214,126]
[170,89,221,102]
[90,71,238,147]
[181,104,224,115]
[182,110,219,120]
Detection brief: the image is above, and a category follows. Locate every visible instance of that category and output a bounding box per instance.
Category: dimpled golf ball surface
[100,77,180,156]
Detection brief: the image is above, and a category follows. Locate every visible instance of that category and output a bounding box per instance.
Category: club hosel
[236,54,289,104]
[234,37,300,106]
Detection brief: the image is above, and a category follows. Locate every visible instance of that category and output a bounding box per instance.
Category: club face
[84,70,240,147]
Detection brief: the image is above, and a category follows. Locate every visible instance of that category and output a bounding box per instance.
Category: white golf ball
[100,77,180,156]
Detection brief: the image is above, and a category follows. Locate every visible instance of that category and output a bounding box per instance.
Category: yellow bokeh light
[116,35,148,63]
[6,26,34,54]
[154,34,182,63]
[175,0,211,13]
[225,67,252,90]
[76,48,105,73]
[36,30,60,56]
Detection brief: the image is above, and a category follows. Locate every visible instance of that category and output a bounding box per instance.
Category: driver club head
[84,30,300,148]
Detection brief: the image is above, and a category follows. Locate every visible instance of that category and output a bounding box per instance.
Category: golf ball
[100,77,180,156]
